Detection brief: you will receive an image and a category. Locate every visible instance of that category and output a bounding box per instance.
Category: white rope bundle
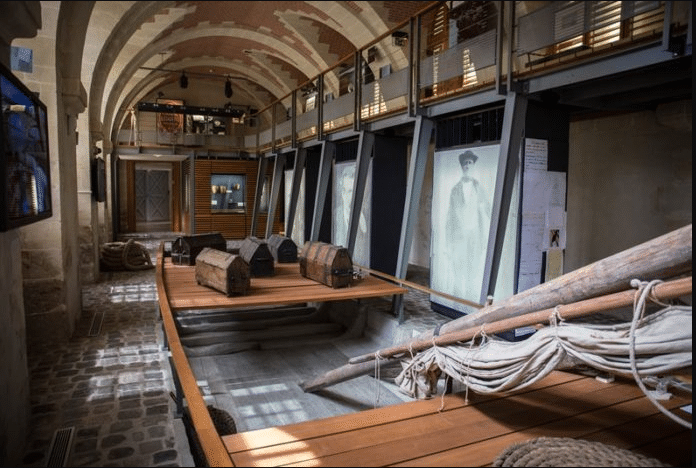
[394,280,691,426]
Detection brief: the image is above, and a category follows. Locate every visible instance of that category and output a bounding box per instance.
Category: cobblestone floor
[19,233,449,467]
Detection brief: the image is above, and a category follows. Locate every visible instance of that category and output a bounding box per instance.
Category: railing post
[309,141,335,242]
[317,74,324,140]
[291,89,297,148]
[353,50,362,132]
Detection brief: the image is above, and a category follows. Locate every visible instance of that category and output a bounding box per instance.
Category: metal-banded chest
[195,247,250,296]
[299,241,353,288]
[172,232,227,266]
[239,236,275,277]
[266,234,298,263]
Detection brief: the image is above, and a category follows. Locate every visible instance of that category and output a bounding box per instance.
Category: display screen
[430,144,519,315]
[1,61,52,231]
[284,168,305,247]
[332,160,371,267]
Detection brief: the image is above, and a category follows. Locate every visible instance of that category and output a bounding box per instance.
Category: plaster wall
[565,100,692,272]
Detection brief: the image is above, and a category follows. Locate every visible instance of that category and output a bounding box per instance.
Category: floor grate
[46,426,74,467]
[88,311,104,336]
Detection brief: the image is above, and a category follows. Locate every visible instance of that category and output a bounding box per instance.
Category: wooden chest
[266,234,298,263]
[172,232,227,266]
[195,247,250,296]
[239,237,275,277]
[299,241,353,288]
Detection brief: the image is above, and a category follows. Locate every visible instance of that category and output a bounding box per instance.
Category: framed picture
[1,60,52,231]
[284,168,305,246]
[430,143,520,315]
[332,160,371,267]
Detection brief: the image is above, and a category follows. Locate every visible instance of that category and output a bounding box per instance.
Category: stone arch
[52,0,95,346]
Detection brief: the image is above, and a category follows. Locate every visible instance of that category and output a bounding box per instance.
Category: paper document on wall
[517,138,566,293]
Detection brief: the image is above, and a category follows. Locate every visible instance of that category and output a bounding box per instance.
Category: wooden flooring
[222,370,692,467]
[162,258,407,311]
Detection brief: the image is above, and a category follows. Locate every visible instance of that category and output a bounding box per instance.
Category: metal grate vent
[46,426,74,467]
[88,311,104,337]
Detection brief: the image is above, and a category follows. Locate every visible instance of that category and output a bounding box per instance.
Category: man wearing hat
[444,150,491,301]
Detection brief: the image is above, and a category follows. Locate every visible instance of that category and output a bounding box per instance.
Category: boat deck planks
[222,371,691,467]
[162,258,407,311]
[156,244,691,467]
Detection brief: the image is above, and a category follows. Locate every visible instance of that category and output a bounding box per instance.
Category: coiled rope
[492,436,669,467]
[100,238,154,271]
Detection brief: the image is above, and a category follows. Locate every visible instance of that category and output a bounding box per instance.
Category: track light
[179,72,188,89]
[224,78,233,98]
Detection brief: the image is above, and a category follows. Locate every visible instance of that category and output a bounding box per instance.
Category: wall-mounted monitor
[0,60,52,231]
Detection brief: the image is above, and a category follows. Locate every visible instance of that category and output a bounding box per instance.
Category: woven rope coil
[492,437,669,467]
[100,238,154,271]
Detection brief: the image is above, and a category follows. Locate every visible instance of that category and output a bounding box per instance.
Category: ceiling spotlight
[224,78,233,98]
[179,72,188,89]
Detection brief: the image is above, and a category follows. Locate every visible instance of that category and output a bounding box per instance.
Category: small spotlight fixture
[179,72,188,89]
[224,77,233,98]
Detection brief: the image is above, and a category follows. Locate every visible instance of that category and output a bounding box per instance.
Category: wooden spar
[348,275,692,364]
[354,264,483,309]
[299,224,692,393]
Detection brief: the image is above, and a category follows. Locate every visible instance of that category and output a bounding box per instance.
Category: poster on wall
[517,138,567,292]
[284,169,305,247]
[430,143,520,316]
[332,160,371,268]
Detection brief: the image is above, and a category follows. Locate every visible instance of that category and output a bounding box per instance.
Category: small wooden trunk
[299,241,353,288]
[195,248,250,296]
[172,232,227,266]
[266,234,298,263]
[239,237,275,277]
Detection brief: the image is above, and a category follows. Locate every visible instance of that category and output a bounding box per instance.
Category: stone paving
[19,233,449,467]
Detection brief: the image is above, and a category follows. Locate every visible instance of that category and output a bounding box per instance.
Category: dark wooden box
[239,237,275,277]
[266,234,298,263]
[298,241,353,288]
[195,247,250,296]
[172,232,227,266]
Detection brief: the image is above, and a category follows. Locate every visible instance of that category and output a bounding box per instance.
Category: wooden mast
[300,224,692,392]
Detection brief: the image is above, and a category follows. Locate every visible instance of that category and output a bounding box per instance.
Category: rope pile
[100,238,154,271]
[492,437,669,467]
[393,280,691,428]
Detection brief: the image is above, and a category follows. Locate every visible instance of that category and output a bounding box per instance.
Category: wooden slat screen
[193,158,283,239]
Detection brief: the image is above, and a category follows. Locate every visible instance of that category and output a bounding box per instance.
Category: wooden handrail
[354,263,484,309]
[155,242,234,467]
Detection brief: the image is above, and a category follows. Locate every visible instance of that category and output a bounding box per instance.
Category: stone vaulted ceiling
[85,1,436,141]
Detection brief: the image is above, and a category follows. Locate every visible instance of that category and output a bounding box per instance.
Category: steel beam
[347,131,374,255]
[265,153,286,239]
[250,154,268,236]
[393,115,434,322]
[286,147,306,239]
[480,91,527,304]
[309,140,335,241]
